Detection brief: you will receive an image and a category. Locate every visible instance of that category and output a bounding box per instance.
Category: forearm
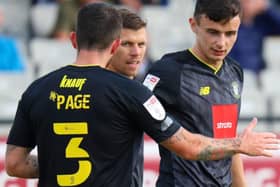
[161,128,241,161]
[21,154,39,178]
[161,119,279,160]
[231,154,247,187]
[194,134,240,160]
[5,145,39,178]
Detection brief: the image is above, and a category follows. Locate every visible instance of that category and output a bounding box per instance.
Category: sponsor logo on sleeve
[143,74,160,91]
[143,95,166,121]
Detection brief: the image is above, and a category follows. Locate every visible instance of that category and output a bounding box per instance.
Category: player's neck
[190,47,223,69]
[74,49,112,68]
[106,64,134,79]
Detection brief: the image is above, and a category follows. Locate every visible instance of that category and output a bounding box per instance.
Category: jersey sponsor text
[59,75,87,91]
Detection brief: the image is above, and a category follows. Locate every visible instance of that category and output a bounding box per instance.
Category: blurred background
[0,0,280,186]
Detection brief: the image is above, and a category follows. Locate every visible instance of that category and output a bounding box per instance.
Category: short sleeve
[7,93,36,148]
[123,83,180,143]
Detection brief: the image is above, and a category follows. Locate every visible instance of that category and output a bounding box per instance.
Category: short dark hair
[118,8,146,30]
[194,0,241,24]
[76,3,122,50]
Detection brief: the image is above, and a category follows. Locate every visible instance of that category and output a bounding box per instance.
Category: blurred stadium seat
[242,70,260,94]
[0,0,30,41]
[263,36,280,69]
[30,3,59,38]
[240,90,268,119]
[140,0,195,60]
[260,69,280,98]
[272,95,280,117]
[0,70,33,120]
[30,38,76,77]
[270,95,280,129]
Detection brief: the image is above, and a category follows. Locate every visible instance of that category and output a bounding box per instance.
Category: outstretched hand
[239,118,280,157]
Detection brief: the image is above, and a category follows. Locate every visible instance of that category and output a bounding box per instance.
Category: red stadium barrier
[1,136,280,187]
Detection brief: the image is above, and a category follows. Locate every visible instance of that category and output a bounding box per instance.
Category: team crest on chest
[231,81,241,99]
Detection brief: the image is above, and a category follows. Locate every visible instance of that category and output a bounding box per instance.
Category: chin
[211,55,224,61]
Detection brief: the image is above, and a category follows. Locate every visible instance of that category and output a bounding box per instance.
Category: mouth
[126,60,140,65]
[126,60,141,68]
[212,49,226,56]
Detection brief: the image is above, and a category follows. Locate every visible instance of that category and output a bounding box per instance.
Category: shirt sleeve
[143,59,181,108]
[7,92,36,148]
[123,83,180,143]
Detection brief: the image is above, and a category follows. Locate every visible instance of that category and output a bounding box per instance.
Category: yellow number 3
[53,122,92,186]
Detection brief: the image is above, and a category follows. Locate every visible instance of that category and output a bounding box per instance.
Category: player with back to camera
[5,2,280,187]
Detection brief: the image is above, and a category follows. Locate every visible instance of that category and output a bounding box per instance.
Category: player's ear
[110,38,121,55]
[70,32,77,49]
[189,17,198,33]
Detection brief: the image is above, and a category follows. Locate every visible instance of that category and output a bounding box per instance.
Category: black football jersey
[7,65,180,187]
[144,49,243,187]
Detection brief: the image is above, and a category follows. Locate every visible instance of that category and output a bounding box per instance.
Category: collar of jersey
[69,64,101,67]
[188,48,222,74]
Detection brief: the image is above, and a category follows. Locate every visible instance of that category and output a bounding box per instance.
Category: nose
[215,34,226,49]
[130,45,141,56]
